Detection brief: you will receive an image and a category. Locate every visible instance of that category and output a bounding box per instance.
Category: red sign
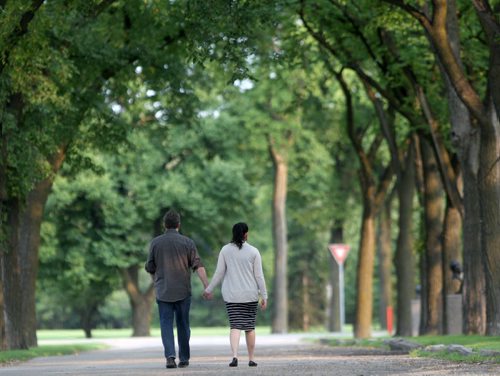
[328,243,351,265]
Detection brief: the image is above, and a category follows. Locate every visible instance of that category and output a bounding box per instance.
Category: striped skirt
[225,301,259,332]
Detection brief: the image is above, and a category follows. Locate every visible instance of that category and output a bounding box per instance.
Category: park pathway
[1,333,499,375]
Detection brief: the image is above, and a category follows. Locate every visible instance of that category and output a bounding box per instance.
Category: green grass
[409,335,500,363]
[0,344,106,365]
[409,335,500,351]
[37,326,272,340]
[323,334,500,364]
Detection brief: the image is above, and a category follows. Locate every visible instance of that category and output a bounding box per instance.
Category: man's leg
[175,296,192,363]
[157,300,176,360]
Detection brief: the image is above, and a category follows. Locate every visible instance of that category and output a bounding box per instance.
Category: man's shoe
[166,357,177,369]
[178,361,189,368]
[229,357,238,367]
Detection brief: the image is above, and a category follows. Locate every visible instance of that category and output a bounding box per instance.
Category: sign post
[328,243,351,330]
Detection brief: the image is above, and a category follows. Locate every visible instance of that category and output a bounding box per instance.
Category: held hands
[260,299,267,310]
[202,290,213,300]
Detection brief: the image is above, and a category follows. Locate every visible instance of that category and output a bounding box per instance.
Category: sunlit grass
[37,326,272,340]
[409,334,500,351]
[0,344,106,365]
[409,335,500,363]
[323,334,500,363]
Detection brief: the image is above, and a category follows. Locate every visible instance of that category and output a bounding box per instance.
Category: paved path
[1,334,499,375]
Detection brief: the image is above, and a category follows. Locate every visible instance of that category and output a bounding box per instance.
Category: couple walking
[145,209,268,369]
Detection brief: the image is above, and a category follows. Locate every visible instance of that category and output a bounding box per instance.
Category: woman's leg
[245,330,256,361]
[230,328,241,358]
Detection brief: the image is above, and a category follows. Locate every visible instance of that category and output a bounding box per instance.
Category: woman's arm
[253,252,268,300]
[205,250,227,293]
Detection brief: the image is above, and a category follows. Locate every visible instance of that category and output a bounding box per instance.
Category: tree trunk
[131,296,154,337]
[386,0,500,336]
[461,139,486,334]
[442,0,485,334]
[478,98,500,335]
[334,70,393,339]
[395,142,416,337]
[377,201,392,330]
[441,200,462,333]
[442,203,462,295]
[476,3,500,334]
[80,307,96,339]
[0,255,5,350]
[269,143,289,334]
[121,266,155,337]
[18,147,66,347]
[2,198,27,349]
[302,271,310,331]
[354,203,376,339]
[420,137,444,335]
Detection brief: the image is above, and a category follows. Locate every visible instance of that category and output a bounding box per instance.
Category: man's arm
[196,266,209,289]
[145,245,156,274]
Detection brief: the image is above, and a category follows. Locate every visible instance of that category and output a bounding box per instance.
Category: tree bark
[269,140,289,334]
[377,200,392,330]
[384,0,500,336]
[121,266,155,337]
[334,71,393,339]
[80,305,97,339]
[475,1,500,335]
[420,137,444,335]
[354,203,376,339]
[302,271,310,331]
[442,0,486,335]
[461,138,486,334]
[394,141,416,337]
[478,99,500,335]
[441,198,462,334]
[18,147,66,347]
[1,198,27,349]
[1,94,28,349]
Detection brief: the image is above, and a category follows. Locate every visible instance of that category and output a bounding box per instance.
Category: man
[145,209,209,369]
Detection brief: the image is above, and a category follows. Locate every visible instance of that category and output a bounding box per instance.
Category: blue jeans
[157,297,191,361]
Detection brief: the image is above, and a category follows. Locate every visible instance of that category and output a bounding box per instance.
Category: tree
[2,0,249,348]
[383,0,500,336]
[39,174,121,338]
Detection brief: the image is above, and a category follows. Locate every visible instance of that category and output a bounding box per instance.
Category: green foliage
[9,0,495,336]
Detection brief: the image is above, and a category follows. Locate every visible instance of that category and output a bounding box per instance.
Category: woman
[204,222,268,367]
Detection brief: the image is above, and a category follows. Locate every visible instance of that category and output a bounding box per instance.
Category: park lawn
[409,335,500,363]
[409,334,500,351]
[0,344,106,365]
[37,326,271,340]
[326,334,500,363]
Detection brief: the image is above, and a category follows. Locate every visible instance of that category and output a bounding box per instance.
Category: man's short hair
[163,210,180,229]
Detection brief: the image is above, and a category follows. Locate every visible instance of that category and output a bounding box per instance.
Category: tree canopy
[1,0,500,348]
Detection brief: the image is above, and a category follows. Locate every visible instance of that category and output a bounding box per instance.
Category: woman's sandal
[229,357,238,367]
[248,361,258,367]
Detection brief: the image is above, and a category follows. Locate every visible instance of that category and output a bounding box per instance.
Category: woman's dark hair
[231,222,248,249]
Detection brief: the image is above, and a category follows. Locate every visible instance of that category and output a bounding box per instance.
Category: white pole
[339,263,345,330]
